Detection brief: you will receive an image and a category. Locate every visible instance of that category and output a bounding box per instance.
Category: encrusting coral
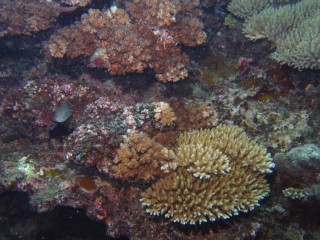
[141,125,274,224]
[46,0,206,82]
[110,131,177,183]
[228,0,320,70]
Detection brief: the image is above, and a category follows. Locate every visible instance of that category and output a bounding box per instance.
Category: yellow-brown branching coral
[110,131,177,183]
[176,130,231,179]
[141,125,274,224]
[46,1,206,82]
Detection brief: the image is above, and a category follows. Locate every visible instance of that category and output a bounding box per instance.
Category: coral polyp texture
[141,125,274,224]
[0,0,78,37]
[46,0,206,82]
[228,0,320,69]
[110,131,176,183]
[153,102,177,127]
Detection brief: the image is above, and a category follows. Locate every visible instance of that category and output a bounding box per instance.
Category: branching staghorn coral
[228,0,320,69]
[46,0,206,82]
[141,125,274,224]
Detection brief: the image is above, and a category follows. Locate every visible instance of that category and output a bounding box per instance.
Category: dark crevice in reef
[0,191,128,240]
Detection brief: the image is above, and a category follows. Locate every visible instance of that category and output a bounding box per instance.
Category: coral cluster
[110,131,176,183]
[153,102,176,127]
[0,0,76,37]
[141,125,274,224]
[175,129,231,179]
[264,110,311,151]
[64,96,178,170]
[282,187,307,200]
[65,97,149,168]
[174,101,219,131]
[227,0,273,19]
[1,0,320,238]
[228,0,320,69]
[46,1,206,82]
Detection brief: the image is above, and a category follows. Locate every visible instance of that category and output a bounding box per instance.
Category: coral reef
[0,76,95,140]
[0,0,319,239]
[141,125,274,224]
[0,0,77,37]
[46,1,206,82]
[228,0,320,69]
[275,144,320,200]
[110,131,176,183]
[173,101,219,131]
[227,0,272,19]
[263,110,312,151]
[274,144,320,183]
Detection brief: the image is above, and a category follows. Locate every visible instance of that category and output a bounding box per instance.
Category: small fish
[54,102,72,123]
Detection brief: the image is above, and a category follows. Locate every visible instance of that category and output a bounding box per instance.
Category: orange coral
[110,131,176,183]
[0,0,80,38]
[46,1,206,82]
[0,0,62,37]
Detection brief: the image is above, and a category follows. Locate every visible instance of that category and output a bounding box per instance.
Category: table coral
[141,125,274,224]
[46,0,206,82]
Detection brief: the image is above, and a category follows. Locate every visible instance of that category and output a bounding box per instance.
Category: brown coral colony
[46,1,206,82]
